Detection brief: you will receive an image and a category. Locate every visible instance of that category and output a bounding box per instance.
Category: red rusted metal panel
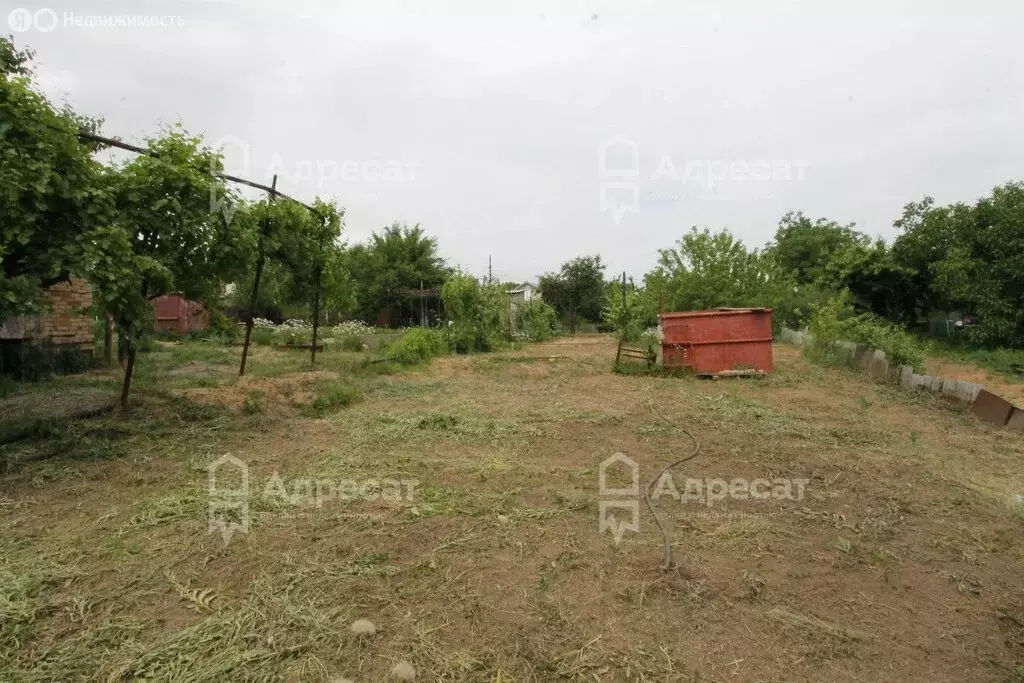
[151,294,209,334]
[971,389,1015,427]
[660,308,773,375]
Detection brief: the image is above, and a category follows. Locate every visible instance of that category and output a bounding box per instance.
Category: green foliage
[305,383,362,416]
[383,328,448,365]
[646,227,795,331]
[768,211,870,286]
[538,255,606,333]
[339,336,365,352]
[345,223,448,326]
[441,274,506,353]
[602,278,645,342]
[807,292,925,371]
[0,37,113,322]
[207,311,240,342]
[513,298,558,342]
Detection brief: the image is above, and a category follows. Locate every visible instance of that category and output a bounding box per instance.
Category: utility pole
[488,255,493,285]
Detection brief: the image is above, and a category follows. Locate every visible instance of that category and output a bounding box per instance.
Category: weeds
[304,382,362,417]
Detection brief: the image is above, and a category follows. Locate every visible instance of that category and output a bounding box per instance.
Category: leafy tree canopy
[538,255,606,332]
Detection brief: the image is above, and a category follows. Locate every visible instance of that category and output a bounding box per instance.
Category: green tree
[345,223,448,326]
[97,125,245,404]
[924,184,1024,346]
[0,36,113,322]
[653,227,791,312]
[442,273,504,352]
[767,212,870,286]
[538,255,606,333]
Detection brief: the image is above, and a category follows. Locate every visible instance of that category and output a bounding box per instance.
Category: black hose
[642,404,701,571]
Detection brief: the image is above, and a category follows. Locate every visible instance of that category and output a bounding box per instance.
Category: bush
[208,310,240,342]
[383,328,448,365]
[339,336,365,352]
[441,274,506,353]
[807,292,925,371]
[514,299,559,342]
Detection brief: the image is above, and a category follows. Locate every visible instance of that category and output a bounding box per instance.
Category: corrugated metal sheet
[660,308,773,375]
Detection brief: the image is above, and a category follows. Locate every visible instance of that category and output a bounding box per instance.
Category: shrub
[208,310,240,342]
[339,336,365,352]
[383,328,448,365]
[807,292,925,371]
[441,274,507,353]
[514,299,559,342]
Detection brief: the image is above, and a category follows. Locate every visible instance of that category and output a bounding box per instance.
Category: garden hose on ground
[642,404,702,571]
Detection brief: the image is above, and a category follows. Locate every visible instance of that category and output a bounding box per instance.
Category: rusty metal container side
[151,294,210,334]
[660,308,773,375]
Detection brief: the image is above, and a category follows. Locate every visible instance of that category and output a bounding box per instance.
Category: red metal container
[660,308,773,375]
[151,294,210,334]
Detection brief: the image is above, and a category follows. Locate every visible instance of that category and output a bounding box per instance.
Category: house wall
[0,278,95,378]
[0,278,94,347]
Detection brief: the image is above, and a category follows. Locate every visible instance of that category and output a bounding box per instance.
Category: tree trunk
[239,254,265,377]
[241,174,278,377]
[103,313,114,367]
[120,343,136,408]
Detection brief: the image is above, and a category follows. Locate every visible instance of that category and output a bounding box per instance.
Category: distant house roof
[506,282,536,294]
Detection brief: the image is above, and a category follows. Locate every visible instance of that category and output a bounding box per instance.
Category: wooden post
[615,271,626,365]
[239,174,277,377]
[311,263,322,367]
[309,244,321,368]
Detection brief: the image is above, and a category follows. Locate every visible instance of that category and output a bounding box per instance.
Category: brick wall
[0,278,94,349]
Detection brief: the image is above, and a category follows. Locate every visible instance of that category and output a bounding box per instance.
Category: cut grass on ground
[0,337,1022,681]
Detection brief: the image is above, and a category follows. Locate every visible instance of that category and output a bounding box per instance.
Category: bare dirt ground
[2,338,1024,682]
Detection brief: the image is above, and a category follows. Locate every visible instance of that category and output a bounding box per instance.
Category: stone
[350,619,377,635]
[870,350,889,380]
[390,661,416,681]
[972,389,1015,427]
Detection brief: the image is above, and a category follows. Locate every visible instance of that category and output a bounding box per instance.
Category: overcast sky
[9,0,1024,282]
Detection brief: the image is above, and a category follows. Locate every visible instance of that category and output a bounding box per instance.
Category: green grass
[926,340,1024,385]
[303,382,362,417]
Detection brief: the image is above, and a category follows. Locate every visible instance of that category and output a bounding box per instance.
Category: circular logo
[33,8,58,32]
[7,8,32,32]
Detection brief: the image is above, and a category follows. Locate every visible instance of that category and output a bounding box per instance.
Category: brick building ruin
[0,278,95,378]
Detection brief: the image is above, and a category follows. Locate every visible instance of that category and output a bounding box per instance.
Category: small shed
[151,294,209,334]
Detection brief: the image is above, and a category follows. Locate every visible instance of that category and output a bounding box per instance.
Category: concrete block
[1007,408,1024,434]
[941,377,959,397]
[899,365,915,390]
[957,381,983,403]
[870,350,890,380]
[972,389,1015,426]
